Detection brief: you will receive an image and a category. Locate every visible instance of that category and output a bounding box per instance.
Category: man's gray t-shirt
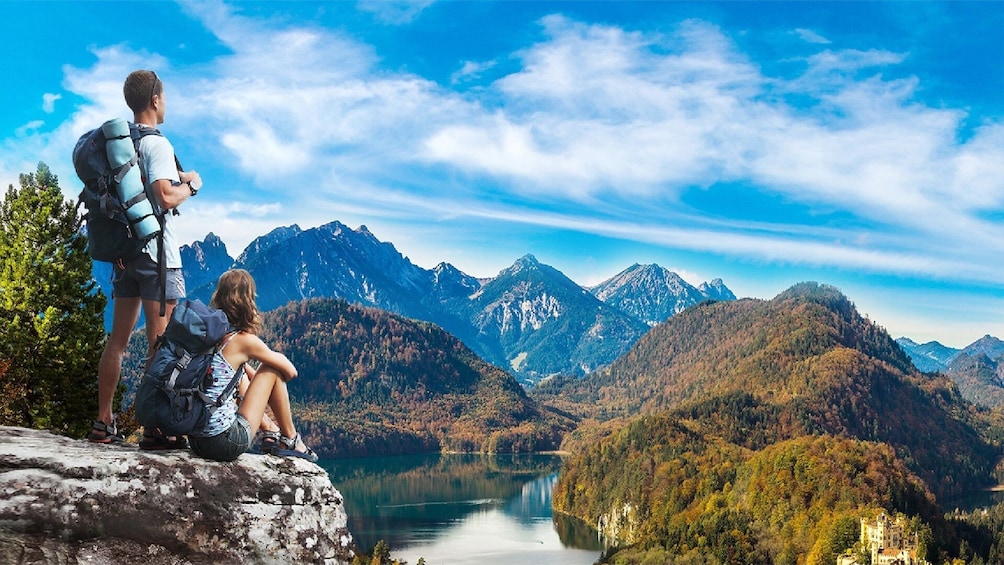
[137,127,182,269]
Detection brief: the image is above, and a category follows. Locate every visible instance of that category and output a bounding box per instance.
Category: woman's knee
[254,364,285,382]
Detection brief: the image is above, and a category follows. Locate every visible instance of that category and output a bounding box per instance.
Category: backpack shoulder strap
[128,122,162,154]
[126,121,183,317]
[129,122,184,172]
[129,122,163,139]
[216,364,246,406]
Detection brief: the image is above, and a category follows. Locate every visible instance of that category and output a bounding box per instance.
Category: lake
[944,487,1004,513]
[321,453,604,565]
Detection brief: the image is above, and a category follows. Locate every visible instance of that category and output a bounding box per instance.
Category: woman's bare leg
[238,365,301,447]
[239,368,279,433]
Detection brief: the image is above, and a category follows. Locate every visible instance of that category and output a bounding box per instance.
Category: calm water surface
[322,453,603,565]
[945,488,1004,513]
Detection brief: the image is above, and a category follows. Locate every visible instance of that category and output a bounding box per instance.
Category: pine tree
[370,539,390,565]
[0,162,105,436]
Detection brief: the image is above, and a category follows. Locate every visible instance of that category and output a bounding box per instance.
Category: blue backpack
[135,299,244,436]
[72,118,165,264]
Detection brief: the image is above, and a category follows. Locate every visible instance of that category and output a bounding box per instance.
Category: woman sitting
[188,268,317,463]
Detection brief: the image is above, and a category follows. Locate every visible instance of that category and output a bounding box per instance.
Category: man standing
[88,70,202,446]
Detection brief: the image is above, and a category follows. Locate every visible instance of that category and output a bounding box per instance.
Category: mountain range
[149,220,735,383]
[92,220,1004,406]
[897,335,1004,408]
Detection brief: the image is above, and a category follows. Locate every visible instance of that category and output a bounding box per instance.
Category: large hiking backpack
[73,118,165,264]
[135,299,244,436]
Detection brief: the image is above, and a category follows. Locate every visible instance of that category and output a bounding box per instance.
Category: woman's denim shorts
[189,414,253,462]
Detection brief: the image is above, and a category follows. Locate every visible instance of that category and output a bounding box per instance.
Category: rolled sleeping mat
[101,118,160,239]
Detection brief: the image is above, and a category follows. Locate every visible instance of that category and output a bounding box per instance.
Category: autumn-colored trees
[546,282,1001,563]
[258,298,574,457]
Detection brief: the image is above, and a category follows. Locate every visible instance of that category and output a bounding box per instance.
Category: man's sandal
[87,419,124,444]
[270,433,318,463]
[139,428,188,450]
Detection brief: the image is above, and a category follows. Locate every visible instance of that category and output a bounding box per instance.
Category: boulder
[0,426,353,564]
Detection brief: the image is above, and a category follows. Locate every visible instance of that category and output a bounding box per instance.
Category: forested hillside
[119,297,574,457]
[554,423,941,564]
[543,282,1003,563]
[258,298,574,457]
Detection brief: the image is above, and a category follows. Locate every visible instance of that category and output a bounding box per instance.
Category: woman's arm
[239,333,298,381]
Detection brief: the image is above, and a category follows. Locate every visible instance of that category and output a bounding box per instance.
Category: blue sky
[2,0,1003,348]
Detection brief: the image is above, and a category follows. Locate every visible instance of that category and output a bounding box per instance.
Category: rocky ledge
[0,426,353,564]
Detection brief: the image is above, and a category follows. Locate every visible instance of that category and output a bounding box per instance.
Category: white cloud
[424,17,765,196]
[414,16,1004,282]
[42,93,62,113]
[15,120,45,137]
[451,60,497,85]
[794,28,830,45]
[356,0,435,24]
[7,3,1004,290]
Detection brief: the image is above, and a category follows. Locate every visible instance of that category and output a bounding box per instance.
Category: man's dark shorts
[189,414,253,462]
[112,253,185,301]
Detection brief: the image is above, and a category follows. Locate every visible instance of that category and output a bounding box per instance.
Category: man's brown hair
[123,70,161,113]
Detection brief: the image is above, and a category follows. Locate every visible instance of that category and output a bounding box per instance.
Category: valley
[104,224,1004,564]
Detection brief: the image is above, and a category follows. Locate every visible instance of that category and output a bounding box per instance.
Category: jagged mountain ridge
[944,335,1004,408]
[234,224,302,265]
[181,232,232,293]
[141,221,736,381]
[958,334,1004,360]
[589,263,736,326]
[231,222,438,318]
[943,352,1004,408]
[467,254,650,376]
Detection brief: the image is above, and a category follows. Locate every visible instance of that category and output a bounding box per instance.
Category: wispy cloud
[9,1,1004,291]
[451,60,498,85]
[15,120,44,137]
[42,93,62,113]
[793,28,830,45]
[416,16,1004,282]
[356,0,435,24]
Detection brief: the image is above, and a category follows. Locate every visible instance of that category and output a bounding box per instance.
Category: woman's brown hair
[210,269,261,333]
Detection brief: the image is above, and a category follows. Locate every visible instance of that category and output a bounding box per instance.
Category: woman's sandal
[87,419,124,444]
[255,430,281,455]
[271,433,318,463]
[139,428,188,451]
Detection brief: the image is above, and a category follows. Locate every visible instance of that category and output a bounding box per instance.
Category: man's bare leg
[90,296,141,442]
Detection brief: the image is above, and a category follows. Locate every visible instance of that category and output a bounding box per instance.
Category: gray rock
[0,426,353,564]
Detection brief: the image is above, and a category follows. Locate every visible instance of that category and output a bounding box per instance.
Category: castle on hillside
[836,513,929,565]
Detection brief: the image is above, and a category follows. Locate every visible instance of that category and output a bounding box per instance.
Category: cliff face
[0,426,353,564]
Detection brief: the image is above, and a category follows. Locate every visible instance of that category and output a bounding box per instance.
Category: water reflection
[322,453,602,564]
[944,489,1004,513]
